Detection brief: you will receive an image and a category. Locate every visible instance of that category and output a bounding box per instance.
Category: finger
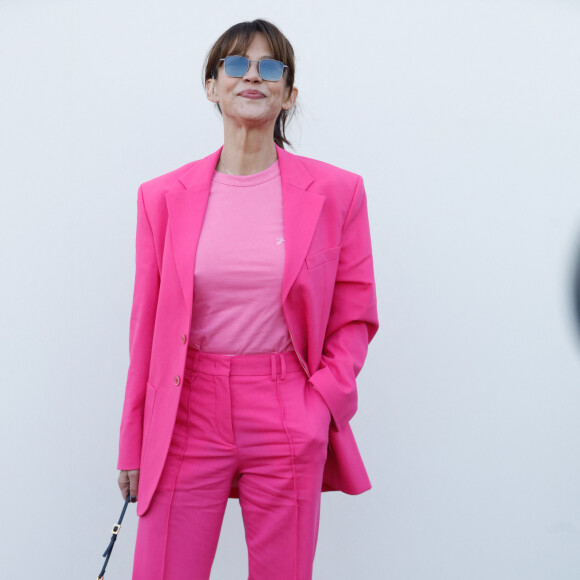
[129,471,140,502]
[118,476,130,500]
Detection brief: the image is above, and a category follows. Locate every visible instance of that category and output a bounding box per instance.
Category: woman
[117,18,379,580]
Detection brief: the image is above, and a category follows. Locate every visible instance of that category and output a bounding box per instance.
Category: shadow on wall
[573,236,580,340]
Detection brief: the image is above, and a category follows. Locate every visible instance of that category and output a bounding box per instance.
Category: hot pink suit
[117,142,380,519]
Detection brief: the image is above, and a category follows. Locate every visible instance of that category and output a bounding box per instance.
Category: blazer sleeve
[308,175,379,431]
[117,185,160,470]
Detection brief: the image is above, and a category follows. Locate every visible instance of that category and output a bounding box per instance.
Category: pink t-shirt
[188,159,294,355]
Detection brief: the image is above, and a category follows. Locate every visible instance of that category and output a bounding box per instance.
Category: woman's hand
[118,469,140,502]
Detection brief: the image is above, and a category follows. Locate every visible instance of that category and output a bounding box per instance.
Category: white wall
[1,0,579,578]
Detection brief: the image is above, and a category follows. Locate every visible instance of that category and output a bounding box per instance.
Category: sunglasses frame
[216,55,288,82]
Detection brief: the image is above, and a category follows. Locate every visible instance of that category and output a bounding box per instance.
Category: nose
[242,60,262,82]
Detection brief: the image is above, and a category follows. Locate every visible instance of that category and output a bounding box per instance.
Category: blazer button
[180,333,187,344]
[173,375,181,386]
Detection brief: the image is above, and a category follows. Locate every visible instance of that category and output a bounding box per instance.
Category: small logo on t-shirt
[276,237,285,245]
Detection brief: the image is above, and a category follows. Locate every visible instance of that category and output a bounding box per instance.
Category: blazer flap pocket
[306,244,341,270]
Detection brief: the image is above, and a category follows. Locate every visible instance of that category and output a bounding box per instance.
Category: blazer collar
[166,142,325,319]
[177,142,314,192]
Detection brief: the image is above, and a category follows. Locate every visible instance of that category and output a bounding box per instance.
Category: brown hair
[202,19,297,150]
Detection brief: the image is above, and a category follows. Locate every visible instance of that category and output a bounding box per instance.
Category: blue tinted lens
[224,55,249,77]
[223,56,285,81]
[259,59,284,81]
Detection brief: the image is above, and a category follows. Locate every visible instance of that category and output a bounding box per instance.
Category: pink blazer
[118,142,379,516]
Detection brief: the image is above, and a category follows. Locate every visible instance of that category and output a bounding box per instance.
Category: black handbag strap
[97,495,131,579]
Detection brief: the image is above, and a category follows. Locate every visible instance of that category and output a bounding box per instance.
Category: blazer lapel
[165,143,325,320]
[165,147,221,319]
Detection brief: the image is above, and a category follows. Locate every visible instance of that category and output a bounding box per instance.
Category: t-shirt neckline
[212,159,280,187]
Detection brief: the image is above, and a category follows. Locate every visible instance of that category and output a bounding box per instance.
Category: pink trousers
[132,346,331,580]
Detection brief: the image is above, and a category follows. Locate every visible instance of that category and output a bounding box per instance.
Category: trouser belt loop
[271,354,276,381]
[280,353,286,380]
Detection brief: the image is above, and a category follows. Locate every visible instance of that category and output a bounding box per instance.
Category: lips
[239,90,265,98]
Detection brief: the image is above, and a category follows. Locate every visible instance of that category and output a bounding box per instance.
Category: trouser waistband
[186,345,305,380]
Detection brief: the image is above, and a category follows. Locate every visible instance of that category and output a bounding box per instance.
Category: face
[206,32,298,130]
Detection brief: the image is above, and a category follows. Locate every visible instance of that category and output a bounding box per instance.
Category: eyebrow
[242,53,276,59]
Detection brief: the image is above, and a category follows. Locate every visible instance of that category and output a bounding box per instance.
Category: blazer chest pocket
[306,244,341,270]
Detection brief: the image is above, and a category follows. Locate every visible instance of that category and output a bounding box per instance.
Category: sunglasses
[217,55,288,82]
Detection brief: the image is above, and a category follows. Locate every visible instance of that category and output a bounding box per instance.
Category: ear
[206,78,218,103]
[282,85,298,111]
